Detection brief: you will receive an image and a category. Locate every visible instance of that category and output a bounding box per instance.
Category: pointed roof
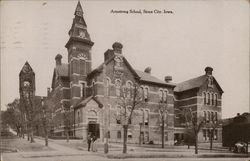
[74,1,84,17]
[19,61,34,76]
[74,96,103,109]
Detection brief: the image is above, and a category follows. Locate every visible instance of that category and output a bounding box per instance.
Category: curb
[106,153,250,159]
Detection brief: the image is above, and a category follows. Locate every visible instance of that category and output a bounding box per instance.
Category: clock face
[23,81,30,87]
[79,31,85,38]
[77,53,87,59]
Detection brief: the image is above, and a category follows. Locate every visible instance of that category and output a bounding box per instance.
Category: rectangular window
[79,59,86,75]
[117,131,121,139]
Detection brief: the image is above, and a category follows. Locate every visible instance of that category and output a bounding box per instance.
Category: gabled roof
[174,75,223,93]
[88,54,175,87]
[135,70,175,87]
[88,54,140,79]
[74,96,103,109]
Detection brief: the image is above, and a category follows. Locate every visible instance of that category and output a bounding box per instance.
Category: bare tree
[116,82,143,154]
[40,97,53,146]
[207,120,221,151]
[177,107,204,154]
[158,101,168,148]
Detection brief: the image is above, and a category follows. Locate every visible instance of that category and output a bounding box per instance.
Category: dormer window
[208,76,213,88]
[115,79,121,97]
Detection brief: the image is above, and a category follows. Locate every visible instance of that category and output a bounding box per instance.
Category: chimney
[205,66,213,75]
[164,76,172,83]
[112,42,123,54]
[104,49,114,61]
[55,54,62,66]
[144,67,151,74]
[47,87,50,96]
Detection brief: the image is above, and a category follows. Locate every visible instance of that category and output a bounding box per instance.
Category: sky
[0,0,249,118]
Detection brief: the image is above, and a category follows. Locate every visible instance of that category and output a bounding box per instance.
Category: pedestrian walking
[87,132,92,152]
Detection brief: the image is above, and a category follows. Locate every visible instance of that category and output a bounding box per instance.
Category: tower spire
[75,1,83,17]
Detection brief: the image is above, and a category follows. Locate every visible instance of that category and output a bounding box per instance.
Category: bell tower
[65,1,94,106]
[19,61,35,98]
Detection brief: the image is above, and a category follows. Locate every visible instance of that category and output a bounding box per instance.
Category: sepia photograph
[0,0,249,161]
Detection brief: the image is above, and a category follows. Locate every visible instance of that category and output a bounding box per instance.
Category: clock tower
[19,61,35,99]
[65,1,94,106]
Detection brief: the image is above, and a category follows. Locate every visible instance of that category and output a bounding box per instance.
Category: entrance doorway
[88,122,100,138]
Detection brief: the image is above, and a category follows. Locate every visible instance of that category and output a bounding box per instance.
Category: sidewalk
[19,136,93,158]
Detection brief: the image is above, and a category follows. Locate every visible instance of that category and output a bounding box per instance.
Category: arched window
[126,81,133,98]
[144,87,149,101]
[203,92,206,104]
[211,93,214,106]
[207,93,210,105]
[164,90,168,103]
[116,106,121,124]
[206,93,209,105]
[139,87,144,100]
[159,89,164,102]
[215,94,218,106]
[211,112,214,122]
[215,112,218,121]
[105,78,110,96]
[144,110,149,126]
[204,111,207,121]
[207,111,210,122]
[115,79,121,97]
[80,82,86,98]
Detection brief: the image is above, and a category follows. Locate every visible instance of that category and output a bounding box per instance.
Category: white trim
[60,99,70,103]
[72,73,80,76]
[60,87,70,90]
[72,97,80,99]
[175,96,203,102]
[95,94,104,97]
[95,81,104,85]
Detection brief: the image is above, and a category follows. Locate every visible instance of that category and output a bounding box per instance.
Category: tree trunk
[246,142,248,153]
[161,116,165,148]
[66,127,69,143]
[123,125,128,154]
[27,125,30,141]
[210,130,213,151]
[195,132,198,154]
[44,127,48,146]
[104,132,109,154]
[30,127,35,143]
